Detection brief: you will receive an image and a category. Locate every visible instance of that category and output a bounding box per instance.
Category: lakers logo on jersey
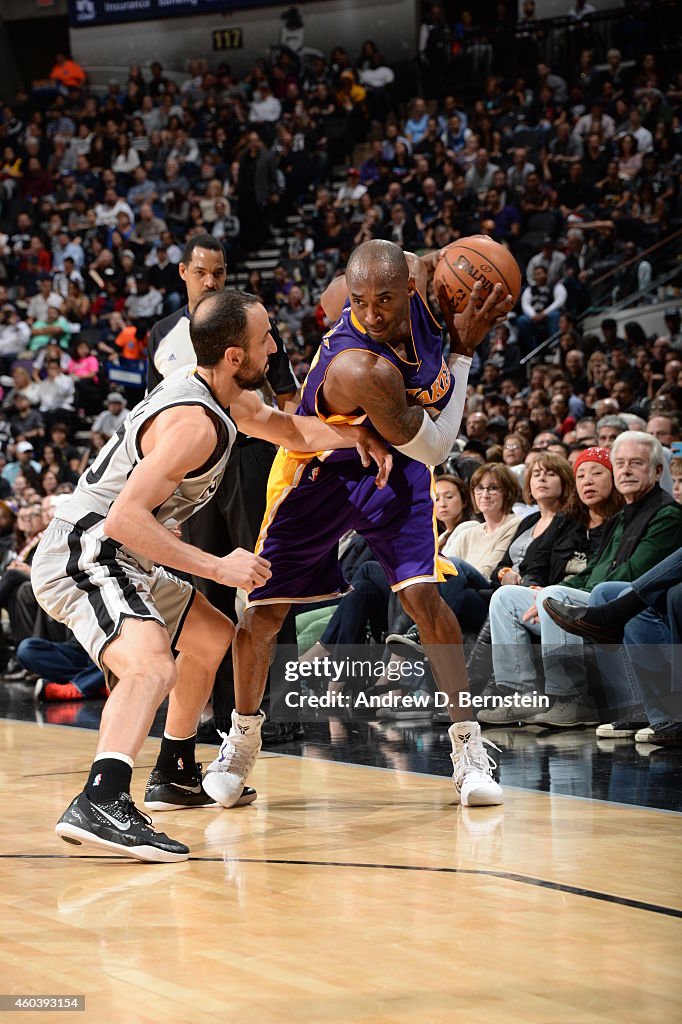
[405,360,451,407]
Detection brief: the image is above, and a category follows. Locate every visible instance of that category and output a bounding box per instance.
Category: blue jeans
[589,576,682,726]
[489,584,542,693]
[321,561,390,649]
[535,584,590,698]
[490,582,590,696]
[16,637,105,697]
[627,546,682,700]
[589,582,644,715]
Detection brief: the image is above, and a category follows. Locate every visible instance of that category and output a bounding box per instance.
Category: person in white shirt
[0,306,30,369]
[526,237,567,288]
[168,129,200,167]
[112,135,141,176]
[621,109,654,154]
[249,84,282,124]
[124,273,163,322]
[27,276,64,323]
[465,149,501,199]
[91,392,127,440]
[95,189,135,229]
[37,358,75,415]
[334,168,368,209]
[506,148,536,199]
[516,265,567,354]
[572,101,615,141]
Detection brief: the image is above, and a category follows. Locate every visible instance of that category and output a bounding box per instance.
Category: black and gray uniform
[32,370,236,676]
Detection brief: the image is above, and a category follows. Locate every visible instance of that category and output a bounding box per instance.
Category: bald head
[346,240,409,290]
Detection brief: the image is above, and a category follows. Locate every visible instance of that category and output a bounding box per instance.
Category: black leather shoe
[543,598,622,643]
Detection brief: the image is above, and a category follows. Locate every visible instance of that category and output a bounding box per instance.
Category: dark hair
[568,462,623,526]
[435,473,472,519]
[181,233,225,266]
[522,452,575,506]
[470,462,520,514]
[190,289,261,367]
[623,321,647,347]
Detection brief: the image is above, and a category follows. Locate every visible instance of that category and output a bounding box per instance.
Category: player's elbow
[103,504,131,545]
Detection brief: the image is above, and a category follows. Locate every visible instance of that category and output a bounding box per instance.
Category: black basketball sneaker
[144,763,257,811]
[56,791,189,863]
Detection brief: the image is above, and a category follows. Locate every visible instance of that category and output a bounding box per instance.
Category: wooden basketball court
[1,718,680,1023]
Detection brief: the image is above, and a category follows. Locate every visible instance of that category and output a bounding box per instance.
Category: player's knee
[204,612,235,666]
[145,656,178,698]
[237,604,288,644]
[398,583,439,622]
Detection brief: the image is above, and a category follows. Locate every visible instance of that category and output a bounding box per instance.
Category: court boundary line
[0,852,680,919]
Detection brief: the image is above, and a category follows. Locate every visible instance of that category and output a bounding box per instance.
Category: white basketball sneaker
[449,721,504,807]
[203,710,265,808]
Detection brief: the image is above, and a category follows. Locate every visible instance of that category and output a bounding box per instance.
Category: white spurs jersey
[56,369,236,566]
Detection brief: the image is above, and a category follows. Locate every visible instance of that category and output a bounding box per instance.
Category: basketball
[434,236,522,314]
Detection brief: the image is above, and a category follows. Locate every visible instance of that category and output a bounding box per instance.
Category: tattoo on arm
[341,358,425,446]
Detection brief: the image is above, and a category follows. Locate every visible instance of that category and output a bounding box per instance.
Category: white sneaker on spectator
[449,721,504,807]
[527,698,599,728]
[595,720,648,739]
[203,710,264,808]
[634,725,654,743]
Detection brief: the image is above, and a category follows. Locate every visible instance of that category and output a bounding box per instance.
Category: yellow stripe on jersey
[254,448,308,557]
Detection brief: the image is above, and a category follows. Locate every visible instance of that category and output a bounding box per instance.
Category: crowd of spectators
[0,24,680,743]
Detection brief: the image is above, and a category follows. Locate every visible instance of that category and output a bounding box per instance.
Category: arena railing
[519,226,682,365]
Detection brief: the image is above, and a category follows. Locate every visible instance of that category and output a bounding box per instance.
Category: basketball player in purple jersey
[203,239,513,808]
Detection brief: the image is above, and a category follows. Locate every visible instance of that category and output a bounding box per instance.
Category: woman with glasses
[501,432,530,485]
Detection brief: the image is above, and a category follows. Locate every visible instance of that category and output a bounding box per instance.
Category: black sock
[86,756,133,804]
[583,589,646,631]
[156,732,197,782]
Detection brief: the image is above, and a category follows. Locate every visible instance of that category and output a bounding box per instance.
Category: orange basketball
[434,236,522,314]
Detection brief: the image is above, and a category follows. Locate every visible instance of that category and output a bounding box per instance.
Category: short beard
[234,353,267,392]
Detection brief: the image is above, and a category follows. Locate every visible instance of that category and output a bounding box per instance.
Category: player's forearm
[283,414,364,453]
[104,505,220,580]
[394,355,472,465]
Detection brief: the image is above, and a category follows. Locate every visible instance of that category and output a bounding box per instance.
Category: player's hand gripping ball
[434,236,522,314]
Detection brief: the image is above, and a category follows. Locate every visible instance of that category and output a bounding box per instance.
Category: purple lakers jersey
[298,291,454,433]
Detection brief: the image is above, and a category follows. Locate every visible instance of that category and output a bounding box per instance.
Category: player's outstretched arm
[103,406,271,592]
[230,390,392,488]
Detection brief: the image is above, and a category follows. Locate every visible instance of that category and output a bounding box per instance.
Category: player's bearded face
[234,347,268,391]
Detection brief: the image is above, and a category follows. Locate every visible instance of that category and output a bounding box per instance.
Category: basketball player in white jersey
[32,290,391,863]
